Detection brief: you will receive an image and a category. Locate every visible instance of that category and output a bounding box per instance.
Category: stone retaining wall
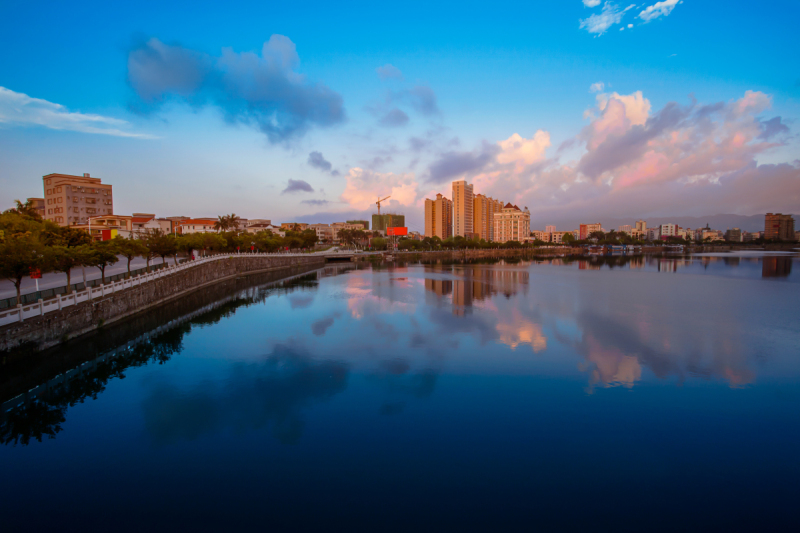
[0,255,324,353]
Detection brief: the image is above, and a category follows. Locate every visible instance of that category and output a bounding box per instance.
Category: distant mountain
[529,214,795,233]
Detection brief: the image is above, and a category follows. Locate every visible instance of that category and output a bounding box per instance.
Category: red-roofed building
[493,204,530,243]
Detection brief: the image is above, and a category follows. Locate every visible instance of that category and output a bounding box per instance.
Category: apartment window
[56,186,62,193]
[47,189,52,194]
[46,179,51,185]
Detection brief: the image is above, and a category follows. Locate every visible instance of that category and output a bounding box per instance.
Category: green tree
[114,236,149,277]
[146,230,179,266]
[86,240,120,284]
[0,234,48,304]
[48,244,95,293]
[4,199,43,221]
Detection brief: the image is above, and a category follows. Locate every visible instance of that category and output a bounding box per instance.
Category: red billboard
[387,227,408,236]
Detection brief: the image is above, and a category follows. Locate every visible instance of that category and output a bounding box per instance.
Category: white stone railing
[0,252,317,328]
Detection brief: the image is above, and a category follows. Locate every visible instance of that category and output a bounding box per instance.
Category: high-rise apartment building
[545,225,556,233]
[452,180,474,238]
[42,173,113,226]
[493,204,530,243]
[424,193,453,239]
[764,213,796,241]
[579,223,602,240]
[473,194,503,241]
[635,220,647,233]
[618,225,632,233]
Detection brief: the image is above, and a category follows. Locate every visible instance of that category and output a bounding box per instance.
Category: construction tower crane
[375,195,391,215]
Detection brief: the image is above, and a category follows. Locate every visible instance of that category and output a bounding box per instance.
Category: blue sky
[1,1,798,230]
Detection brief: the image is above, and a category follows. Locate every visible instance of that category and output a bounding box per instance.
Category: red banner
[387,227,408,236]
[30,268,42,279]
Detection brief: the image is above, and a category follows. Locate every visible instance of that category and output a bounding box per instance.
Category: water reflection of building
[762,256,792,278]
[424,265,529,316]
[424,278,453,297]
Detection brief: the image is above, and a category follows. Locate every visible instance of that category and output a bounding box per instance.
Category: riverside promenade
[0,253,325,353]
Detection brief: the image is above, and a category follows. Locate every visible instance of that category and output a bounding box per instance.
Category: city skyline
[1,1,799,230]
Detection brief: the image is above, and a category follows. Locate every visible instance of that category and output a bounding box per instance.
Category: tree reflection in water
[0,272,325,447]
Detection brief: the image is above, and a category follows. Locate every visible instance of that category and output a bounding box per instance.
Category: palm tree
[214,216,228,232]
[228,213,242,231]
[5,199,42,221]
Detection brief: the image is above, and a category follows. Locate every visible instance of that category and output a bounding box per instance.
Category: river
[1,253,799,531]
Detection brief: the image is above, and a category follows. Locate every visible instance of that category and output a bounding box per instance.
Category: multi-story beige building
[280,222,310,231]
[579,223,602,240]
[452,180,474,238]
[493,204,530,243]
[635,220,647,233]
[42,173,113,226]
[175,218,219,234]
[425,193,453,239]
[618,224,632,234]
[765,213,796,241]
[473,194,503,241]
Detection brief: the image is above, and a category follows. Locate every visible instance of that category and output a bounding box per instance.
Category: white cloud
[580,3,635,35]
[583,0,602,6]
[639,0,681,22]
[0,86,155,138]
[590,82,605,93]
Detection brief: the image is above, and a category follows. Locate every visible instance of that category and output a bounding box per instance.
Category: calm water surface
[2,254,799,531]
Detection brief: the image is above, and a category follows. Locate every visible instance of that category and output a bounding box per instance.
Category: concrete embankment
[0,255,324,354]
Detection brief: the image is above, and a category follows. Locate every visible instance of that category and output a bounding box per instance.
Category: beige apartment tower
[425,193,453,239]
[473,194,504,241]
[452,180,474,238]
[42,173,113,226]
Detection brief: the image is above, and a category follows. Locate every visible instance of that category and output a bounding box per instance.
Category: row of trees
[0,202,319,305]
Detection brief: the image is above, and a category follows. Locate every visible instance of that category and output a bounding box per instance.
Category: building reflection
[425,264,529,316]
[762,256,792,278]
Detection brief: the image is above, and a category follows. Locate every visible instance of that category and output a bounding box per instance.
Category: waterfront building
[452,180,474,238]
[280,222,309,231]
[347,219,370,230]
[545,225,556,233]
[635,220,647,233]
[647,227,660,241]
[308,223,334,242]
[175,218,219,234]
[765,213,796,241]
[43,172,113,226]
[493,204,530,243]
[618,224,632,234]
[372,213,405,234]
[245,223,285,236]
[424,193,453,239]
[531,230,548,241]
[550,231,570,244]
[26,197,45,219]
[73,215,133,241]
[659,224,678,239]
[473,194,503,241]
[725,228,743,242]
[579,223,602,240]
[247,219,272,227]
